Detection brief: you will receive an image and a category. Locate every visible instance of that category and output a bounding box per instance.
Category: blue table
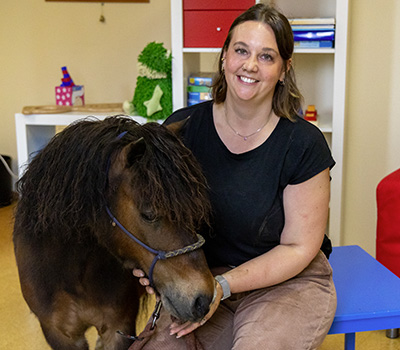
[328,245,400,349]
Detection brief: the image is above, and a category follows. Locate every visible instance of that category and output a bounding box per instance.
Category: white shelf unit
[15,113,149,177]
[170,0,348,246]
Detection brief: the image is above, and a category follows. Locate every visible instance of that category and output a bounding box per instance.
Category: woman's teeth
[240,76,257,83]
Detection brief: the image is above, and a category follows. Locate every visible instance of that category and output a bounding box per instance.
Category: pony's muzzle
[162,288,213,323]
[193,293,211,320]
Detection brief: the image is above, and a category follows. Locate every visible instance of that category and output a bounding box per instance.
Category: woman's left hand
[169,279,224,338]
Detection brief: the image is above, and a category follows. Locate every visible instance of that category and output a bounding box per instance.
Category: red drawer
[183,0,254,11]
[184,10,246,48]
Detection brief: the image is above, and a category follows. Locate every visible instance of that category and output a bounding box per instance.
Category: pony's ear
[125,137,146,167]
[165,116,190,136]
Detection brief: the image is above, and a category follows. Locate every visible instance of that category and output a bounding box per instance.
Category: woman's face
[223,20,287,104]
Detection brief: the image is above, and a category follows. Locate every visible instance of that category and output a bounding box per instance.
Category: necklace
[224,106,271,141]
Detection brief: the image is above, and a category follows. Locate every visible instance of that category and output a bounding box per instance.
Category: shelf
[183,48,335,54]
[183,48,221,53]
[14,113,158,177]
[294,48,335,54]
[316,120,333,133]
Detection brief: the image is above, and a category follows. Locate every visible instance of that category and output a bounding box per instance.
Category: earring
[221,57,225,73]
[278,79,285,86]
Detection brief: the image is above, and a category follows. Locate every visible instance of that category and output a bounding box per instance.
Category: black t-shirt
[164,101,335,267]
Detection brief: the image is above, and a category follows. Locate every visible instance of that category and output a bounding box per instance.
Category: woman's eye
[140,211,158,223]
[260,53,273,62]
[235,48,248,55]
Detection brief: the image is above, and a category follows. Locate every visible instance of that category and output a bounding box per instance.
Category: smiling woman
[130,4,338,350]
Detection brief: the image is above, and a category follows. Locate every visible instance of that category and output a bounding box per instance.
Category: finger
[145,286,155,295]
[170,321,191,335]
[170,320,203,338]
[176,322,201,338]
[139,277,150,286]
[132,269,145,277]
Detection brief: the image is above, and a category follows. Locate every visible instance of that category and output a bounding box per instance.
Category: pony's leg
[40,322,89,350]
[97,328,133,350]
[94,295,140,350]
[37,292,92,350]
[94,309,136,350]
[91,280,142,350]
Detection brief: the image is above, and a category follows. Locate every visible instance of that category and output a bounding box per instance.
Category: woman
[133,4,336,349]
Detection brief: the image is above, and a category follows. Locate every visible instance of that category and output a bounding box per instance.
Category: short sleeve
[282,118,335,185]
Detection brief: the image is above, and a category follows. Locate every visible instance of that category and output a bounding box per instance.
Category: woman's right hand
[132,269,156,295]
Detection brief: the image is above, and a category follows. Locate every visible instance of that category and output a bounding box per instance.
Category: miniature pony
[13,116,214,350]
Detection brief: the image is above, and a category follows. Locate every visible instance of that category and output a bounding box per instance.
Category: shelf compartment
[183,48,335,54]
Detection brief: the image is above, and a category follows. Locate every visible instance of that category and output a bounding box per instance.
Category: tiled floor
[1,202,399,349]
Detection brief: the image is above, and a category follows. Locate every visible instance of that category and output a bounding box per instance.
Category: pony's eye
[140,211,158,223]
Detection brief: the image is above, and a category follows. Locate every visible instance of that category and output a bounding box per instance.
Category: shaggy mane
[14,116,210,242]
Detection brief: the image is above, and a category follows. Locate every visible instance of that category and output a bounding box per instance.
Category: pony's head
[16,116,214,322]
[104,120,215,322]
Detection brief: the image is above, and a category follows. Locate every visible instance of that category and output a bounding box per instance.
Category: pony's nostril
[193,294,211,319]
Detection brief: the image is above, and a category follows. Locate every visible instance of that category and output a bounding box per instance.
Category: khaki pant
[139,251,337,350]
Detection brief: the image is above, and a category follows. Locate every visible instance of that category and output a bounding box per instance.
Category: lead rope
[123,299,204,350]
[117,299,162,343]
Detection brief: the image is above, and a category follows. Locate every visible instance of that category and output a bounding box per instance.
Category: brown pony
[13,116,214,350]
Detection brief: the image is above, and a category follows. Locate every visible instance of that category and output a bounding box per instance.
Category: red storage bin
[184,10,246,48]
[183,0,255,48]
[376,168,400,278]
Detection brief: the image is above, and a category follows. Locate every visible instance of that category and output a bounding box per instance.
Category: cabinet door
[184,10,246,48]
[183,0,254,10]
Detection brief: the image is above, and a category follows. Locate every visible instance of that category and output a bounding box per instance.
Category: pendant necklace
[224,106,271,141]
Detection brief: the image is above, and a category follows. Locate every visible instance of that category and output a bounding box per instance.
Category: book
[289,18,335,25]
[293,30,335,42]
[294,41,334,49]
[291,25,335,31]
[187,85,212,93]
[188,72,214,87]
[187,92,212,106]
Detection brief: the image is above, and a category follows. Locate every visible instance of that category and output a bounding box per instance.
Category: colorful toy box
[55,67,85,106]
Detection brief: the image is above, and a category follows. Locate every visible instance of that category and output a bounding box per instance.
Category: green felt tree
[124,42,172,120]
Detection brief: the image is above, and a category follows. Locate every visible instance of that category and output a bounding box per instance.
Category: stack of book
[187,73,213,106]
[289,18,335,49]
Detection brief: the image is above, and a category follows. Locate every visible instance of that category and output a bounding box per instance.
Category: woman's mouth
[239,75,258,84]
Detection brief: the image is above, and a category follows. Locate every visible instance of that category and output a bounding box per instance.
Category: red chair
[376,168,400,338]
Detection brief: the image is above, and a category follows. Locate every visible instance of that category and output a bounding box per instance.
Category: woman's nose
[242,56,258,72]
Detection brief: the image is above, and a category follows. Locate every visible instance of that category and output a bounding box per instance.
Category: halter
[107,205,205,338]
[105,206,205,286]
